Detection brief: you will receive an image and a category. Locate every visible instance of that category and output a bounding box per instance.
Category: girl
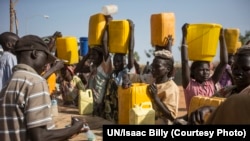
[104,19,135,122]
[181,23,228,112]
[147,49,179,125]
[60,65,85,106]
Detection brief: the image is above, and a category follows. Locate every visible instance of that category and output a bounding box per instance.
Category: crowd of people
[0,14,250,141]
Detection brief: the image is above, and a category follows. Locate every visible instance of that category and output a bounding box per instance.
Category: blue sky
[1,0,249,64]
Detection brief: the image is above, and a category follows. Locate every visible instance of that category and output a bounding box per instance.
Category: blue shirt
[0,51,17,90]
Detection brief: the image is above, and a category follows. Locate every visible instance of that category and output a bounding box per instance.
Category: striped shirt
[0,64,54,141]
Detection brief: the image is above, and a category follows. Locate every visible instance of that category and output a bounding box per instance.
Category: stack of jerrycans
[118,83,153,124]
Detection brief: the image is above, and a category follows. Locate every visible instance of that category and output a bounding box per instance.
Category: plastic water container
[79,37,89,56]
[150,12,175,47]
[78,89,93,115]
[83,124,96,141]
[188,96,225,122]
[51,97,58,117]
[118,83,152,124]
[129,102,155,125]
[101,4,118,15]
[56,36,79,64]
[224,28,240,54]
[236,41,242,51]
[88,13,106,47]
[187,23,222,61]
[108,20,130,54]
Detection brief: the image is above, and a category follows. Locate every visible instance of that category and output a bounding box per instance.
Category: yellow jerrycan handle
[85,89,92,98]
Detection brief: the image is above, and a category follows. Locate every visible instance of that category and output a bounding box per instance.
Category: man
[0,35,83,141]
[0,32,19,90]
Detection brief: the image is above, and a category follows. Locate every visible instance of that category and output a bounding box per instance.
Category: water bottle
[51,96,58,116]
[84,124,96,141]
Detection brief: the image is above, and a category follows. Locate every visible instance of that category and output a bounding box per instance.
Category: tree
[133,51,140,62]
[239,30,250,45]
[144,48,154,58]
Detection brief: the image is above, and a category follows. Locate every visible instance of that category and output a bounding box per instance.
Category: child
[60,65,85,106]
[74,15,113,117]
[176,46,250,125]
[123,48,179,125]
[103,19,135,123]
[147,49,179,125]
[181,23,228,112]
[0,32,19,90]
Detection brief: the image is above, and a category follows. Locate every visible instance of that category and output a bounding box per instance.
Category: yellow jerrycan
[118,83,152,124]
[188,96,225,123]
[129,102,155,125]
[78,89,93,115]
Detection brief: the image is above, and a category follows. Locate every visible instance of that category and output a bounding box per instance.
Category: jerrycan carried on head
[224,28,240,54]
[88,13,106,48]
[187,23,222,61]
[150,12,175,47]
[56,36,79,65]
[108,19,130,54]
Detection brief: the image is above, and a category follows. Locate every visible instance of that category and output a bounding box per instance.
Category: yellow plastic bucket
[187,23,222,61]
[224,28,240,54]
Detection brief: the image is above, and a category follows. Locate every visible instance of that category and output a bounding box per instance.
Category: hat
[15,35,57,63]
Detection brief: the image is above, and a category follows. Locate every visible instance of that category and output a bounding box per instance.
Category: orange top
[47,73,57,95]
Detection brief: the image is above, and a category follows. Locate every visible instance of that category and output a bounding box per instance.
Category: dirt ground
[53,86,187,141]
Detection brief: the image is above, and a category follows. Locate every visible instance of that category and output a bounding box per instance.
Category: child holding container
[180,23,228,113]
[74,14,113,117]
[60,65,85,106]
[103,19,135,123]
[122,49,179,124]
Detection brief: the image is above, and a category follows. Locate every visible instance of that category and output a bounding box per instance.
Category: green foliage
[133,51,140,62]
[239,30,250,45]
[144,49,154,58]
